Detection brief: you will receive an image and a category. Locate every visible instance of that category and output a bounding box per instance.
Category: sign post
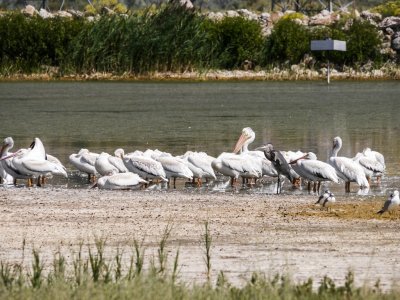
[311,39,346,84]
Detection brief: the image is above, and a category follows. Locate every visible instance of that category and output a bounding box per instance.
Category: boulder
[309,11,338,26]
[225,10,239,18]
[360,10,382,25]
[207,12,224,21]
[39,8,53,19]
[67,9,84,18]
[237,9,258,20]
[54,10,73,18]
[21,5,38,17]
[179,0,193,9]
[392,36,400,51]
[379,16,400,29]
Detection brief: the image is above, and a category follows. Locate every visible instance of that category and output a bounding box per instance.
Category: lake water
[1,81,399,194]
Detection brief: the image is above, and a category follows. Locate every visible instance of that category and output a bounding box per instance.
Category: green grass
[0,223,399,299]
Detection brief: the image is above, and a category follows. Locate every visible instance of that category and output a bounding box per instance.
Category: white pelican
[180,151,216,186]
[212,151,260,187]
[0,137,16,185]
[232,127,271,184]
[355,147,385,184]
[290,152,339,193]
[329,136,369,193]
[377,190,400,215]
[151,153,194,189]
[94,172,147,190]
[94,151,128,176]
[3,137,68,186]
[118,149,168,183]
[69,148,99,182]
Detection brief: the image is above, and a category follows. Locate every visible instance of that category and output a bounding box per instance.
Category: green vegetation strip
[1,222,399,299]
[0,3,394,77]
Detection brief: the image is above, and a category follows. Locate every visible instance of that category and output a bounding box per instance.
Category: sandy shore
[0,187,399,290]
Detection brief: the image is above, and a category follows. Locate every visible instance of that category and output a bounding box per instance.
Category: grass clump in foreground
[0,223,398,299]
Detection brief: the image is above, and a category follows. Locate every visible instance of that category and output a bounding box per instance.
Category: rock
[207,12,224,21]
[259,12,270,22]
[379,16,400,29]
[237,9,258,20]
[360,10,382,25]
[101,7,115,15]
[309,11,338,26]
[225,10,239,18]
[39,8,53,19]
[270,11,283,23]
[392,36,400,51]
[67,9,84,18]
[180,0,193,9]
[54,10,73,18]
[385,27,395,35]
[21,5,38,17]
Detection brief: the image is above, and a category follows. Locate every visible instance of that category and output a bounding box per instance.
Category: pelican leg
[307,181,311,193]
[376,176,382,185]
[313,182,317,193]
[37,176,42,187]
[87,173,91,183]
[317,182,321,194]
[197,178,202,187]
[27,178,33,187]
[41,176,46,185]
[13,178,17,186]
[173,177,177,189]
[0,177,2,184]
[276,176,281,194]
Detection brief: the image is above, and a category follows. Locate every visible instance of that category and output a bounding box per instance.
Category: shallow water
[1,81,399,194]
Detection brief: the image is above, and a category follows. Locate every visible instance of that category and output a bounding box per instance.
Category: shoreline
[1,187,399,290]
[1,68,400,81]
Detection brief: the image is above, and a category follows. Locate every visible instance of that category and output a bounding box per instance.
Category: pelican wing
[358,156,385,173]
[158,157,193,178]
[106,173,146,187]
[108,156,128,173]
[22,159,67,177]
[126,157,166,178]
[300,160,339,183]
[188,154,216,178]
[330,157,368,187]
[81,153,97,166]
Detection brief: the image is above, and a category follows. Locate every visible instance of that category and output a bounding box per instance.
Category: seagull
[316,190,336,210]
[377,190,400,215]
[316,190,330,206]
[329,136,369,193]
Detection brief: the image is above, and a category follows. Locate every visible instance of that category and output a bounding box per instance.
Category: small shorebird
[316,190,336,210]
[377,190,400,215]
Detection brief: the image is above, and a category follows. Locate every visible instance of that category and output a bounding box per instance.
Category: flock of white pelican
[0,128,388,198]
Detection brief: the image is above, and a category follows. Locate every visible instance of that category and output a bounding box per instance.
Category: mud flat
[0,187,399,290]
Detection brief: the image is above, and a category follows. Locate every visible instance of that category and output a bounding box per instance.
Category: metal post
[327,59,330,84]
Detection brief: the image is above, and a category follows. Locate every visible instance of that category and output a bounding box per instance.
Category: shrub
[263,18,310,65]
[204,16,264,69]
[371,0,400,17]
[341,19,383,67]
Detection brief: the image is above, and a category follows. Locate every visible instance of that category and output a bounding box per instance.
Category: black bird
[255,143,295,194]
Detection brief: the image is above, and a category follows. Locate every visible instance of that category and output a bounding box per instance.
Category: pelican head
[114,148,125,158]
[333,136,342,150]
[1,137,13,156]
[233,127,255,154]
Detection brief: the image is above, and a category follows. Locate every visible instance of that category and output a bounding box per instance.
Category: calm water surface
[1,81,399,194]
